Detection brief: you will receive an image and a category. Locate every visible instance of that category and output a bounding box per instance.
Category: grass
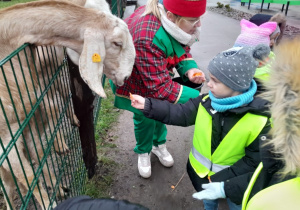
[84,157,117,198]
[84,80,122,198]
[94,81,120,151]
[0,0,37,9]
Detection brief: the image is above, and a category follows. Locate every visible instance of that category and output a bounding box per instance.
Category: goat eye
[113,42,123,47]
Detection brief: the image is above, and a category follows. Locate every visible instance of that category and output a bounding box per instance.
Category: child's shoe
[152,144,174,167]
[138,153,151,178]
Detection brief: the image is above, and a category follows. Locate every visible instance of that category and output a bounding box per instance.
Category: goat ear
[79,28,106,98]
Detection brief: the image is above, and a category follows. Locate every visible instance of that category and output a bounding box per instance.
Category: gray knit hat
[208,44,270,92]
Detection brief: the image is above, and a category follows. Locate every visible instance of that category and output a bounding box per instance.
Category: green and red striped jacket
[115,6,199,103]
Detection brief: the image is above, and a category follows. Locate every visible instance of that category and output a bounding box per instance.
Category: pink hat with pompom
[234,19,277,47]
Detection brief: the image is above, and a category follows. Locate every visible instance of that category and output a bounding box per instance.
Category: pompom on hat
[208,44,270,92]
[234,19,277,47]
[163,0,207,17]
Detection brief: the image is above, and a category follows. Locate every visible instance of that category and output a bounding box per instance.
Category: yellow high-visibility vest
[254,51,275,81]
[189,96,268,178]
[242,162,300,210]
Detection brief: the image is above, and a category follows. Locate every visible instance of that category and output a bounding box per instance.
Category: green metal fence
[110,0,127,17]
[0,44,86,209]
[0,1,127,209]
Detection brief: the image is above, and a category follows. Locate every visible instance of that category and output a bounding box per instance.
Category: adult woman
[110,0,206,178]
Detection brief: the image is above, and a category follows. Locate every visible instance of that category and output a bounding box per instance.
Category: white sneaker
[138,153,151,178]
[152,144,174,167]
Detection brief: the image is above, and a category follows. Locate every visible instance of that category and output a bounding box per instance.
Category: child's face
[270,32,280,47]
[258,56,271,68]
[207,73,241,98]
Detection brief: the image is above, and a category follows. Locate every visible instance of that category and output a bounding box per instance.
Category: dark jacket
[54,196,148,210]
[142,93,271,205]
[227,140,295,205]
[248,141,294,202]
[241,36,300,209]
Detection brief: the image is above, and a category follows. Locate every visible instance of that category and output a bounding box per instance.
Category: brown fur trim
[261,37,300,177]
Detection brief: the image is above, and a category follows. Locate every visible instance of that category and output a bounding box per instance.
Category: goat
[63,0,111,12]
[66,0,112,73]
[84,0,111,12]
[0,1,135,209]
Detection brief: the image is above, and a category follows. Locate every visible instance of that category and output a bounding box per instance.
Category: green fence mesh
[0,1,127,209]
[110,0,127,18]
[0,44,86,209]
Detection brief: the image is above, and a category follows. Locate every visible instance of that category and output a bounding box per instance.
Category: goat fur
[66,0,111,60]
[0,0,135,97]
[0,0,135,209]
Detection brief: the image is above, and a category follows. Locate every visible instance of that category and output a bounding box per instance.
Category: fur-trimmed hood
[260,37,300,177]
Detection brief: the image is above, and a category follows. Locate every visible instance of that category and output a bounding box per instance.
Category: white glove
[192,182,225,200]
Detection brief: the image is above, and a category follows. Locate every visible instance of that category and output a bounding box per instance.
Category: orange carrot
[129,92,134,100]
[193,72,203,77]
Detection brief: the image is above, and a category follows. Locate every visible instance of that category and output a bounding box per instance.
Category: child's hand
[186,68,206,84]
[130,93,146,110]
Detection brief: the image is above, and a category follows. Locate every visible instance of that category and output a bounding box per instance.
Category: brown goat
[0,1,135,209]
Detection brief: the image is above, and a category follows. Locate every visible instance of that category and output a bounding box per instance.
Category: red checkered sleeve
[134,40,181,103]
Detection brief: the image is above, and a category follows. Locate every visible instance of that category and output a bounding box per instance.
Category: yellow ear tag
[92,53,101,63]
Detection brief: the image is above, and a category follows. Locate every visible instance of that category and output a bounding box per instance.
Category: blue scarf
[208,80,257,112]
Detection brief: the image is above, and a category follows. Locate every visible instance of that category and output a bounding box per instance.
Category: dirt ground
[101,9,238,210]
[97,5,300,210]
[101,10,241,210]
[106,111,229,210]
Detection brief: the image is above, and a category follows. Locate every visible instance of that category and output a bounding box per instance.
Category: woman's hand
[186,68,206,84]
[130,93,146,110]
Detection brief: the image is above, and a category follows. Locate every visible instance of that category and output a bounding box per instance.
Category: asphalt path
[107,11,241,210]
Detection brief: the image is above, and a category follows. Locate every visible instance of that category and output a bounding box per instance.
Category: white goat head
[0,1,136,98]
[65,0,134,97]
[68,14,135,98]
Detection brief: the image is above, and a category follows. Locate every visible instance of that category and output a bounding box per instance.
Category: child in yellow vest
[249,13,286,48]
[193,38,300,210]
[240,37,300,210]
[233,18,277,94]
[130,45,272,210]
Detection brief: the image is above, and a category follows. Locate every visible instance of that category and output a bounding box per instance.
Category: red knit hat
[163,0,206,17]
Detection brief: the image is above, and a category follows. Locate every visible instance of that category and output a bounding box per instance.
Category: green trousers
[133,113,167,154]
[110,80,200,154]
